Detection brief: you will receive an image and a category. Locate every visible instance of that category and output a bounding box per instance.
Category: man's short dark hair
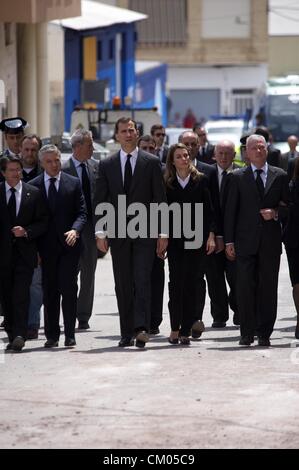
[114,117,138,134]
[137,135,156,147]
[255,126,270,143]
[0,155,23,173]
[21,133,42,150]
[150,124,164,136]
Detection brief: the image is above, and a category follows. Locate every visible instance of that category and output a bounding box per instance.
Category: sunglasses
[155,133,166,137]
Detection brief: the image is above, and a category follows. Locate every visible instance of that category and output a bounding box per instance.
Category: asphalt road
[1,249,299,449]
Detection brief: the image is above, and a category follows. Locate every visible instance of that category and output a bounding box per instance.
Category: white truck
[70,107,162,155]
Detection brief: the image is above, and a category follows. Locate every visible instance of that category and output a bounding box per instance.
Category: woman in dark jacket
[284,157,299,339]
[164,143,216,345]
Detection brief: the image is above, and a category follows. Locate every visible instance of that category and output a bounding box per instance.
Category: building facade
[115,0,268,125]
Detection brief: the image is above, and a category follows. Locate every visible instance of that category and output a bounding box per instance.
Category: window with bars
[129,0,187,45]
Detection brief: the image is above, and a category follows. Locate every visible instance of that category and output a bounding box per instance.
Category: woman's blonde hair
[164,143,203,188]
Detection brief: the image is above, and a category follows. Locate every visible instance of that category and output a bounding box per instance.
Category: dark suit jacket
[267,145,281,167]
[287,156,299,182]
[160,146,169,164]
[0,181,48,268]
[22,165,42,183]
[96,149,167,241]
[30,172,87,250]
[210,162,241,235]
[62,157,99,224]
[283,179,299,249]
[166,174,216,249]
[195,159,221,235]
[197,143,215,165]
[224,165,289,256]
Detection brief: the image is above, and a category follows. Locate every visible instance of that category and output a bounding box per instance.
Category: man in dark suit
[150,124,169,164]
[281,135,299,179]
[193,125,215,165]
[0,117,28,184]
[62,129,99,330]
[96,117,168,348]
[137,134,165,335]
[224,134,289,346]
[30,145,87,348]
[255,127,281,168]
[20,133,43,339]
[209,140,241,326]
[0,155,48,351]
[20,134,42,183]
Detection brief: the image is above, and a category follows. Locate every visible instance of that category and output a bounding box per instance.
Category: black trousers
[168,245,206,336]
[77,219,98,321]
[236,244,281,338]
[41,241,80,341]
[150,257,165,330]
[0,250,33,342]
[110,238,156,338]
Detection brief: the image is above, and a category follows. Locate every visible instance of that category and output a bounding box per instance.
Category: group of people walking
[0,115,298,352]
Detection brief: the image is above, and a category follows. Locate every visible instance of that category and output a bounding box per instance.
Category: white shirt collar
[120,147,138,160]
[5,180,22,193]
[71,155,86,168]
[44,171,61,182]
[176,172,191,188]
[217,164,233,176]
[251,162,268,174]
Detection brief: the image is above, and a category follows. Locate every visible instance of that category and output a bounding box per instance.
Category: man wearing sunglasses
[150,124,169,164]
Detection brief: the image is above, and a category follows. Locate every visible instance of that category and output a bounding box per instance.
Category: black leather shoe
[212,321,226,328]
[149,328,160,335]
[135,339,146,348]
[27,328,38,340]
[65,337,76,347]
[233,313,240,326]
[180,336,191,345]
[295,325,299,340]
[44,339,59,348]
[12,336,25,352]
[258,337,270,347]
[239,335,254,346]
[78,321,90,330]
[118,337,134,347]
[168,337,179,345]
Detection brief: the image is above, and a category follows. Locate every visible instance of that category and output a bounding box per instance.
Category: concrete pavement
[1,250,299,449]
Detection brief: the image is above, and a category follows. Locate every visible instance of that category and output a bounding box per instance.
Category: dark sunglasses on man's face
[155,133,166,137]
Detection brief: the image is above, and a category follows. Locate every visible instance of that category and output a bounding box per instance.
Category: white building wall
[0,22,18,150]
[167,63,268,119]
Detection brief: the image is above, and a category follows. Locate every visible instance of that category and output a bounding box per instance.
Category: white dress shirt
[120,148,138,183]
[71,156,90,184]
[44,172,61,196]
[5,181,22,216]
[251,162,268,187]
[176,173,191,189]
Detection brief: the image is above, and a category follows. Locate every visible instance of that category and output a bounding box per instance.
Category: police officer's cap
[0,117,28,134]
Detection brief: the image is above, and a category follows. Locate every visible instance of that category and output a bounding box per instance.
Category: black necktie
[124,154,132,195]
[80,163,92,217]
[220,170,227,204]
[255,169,264,199]
[7,187,16,225]
[48,177,58,213]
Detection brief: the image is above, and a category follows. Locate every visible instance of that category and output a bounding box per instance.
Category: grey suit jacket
[96,149,167,241]
[62,156,99,224]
